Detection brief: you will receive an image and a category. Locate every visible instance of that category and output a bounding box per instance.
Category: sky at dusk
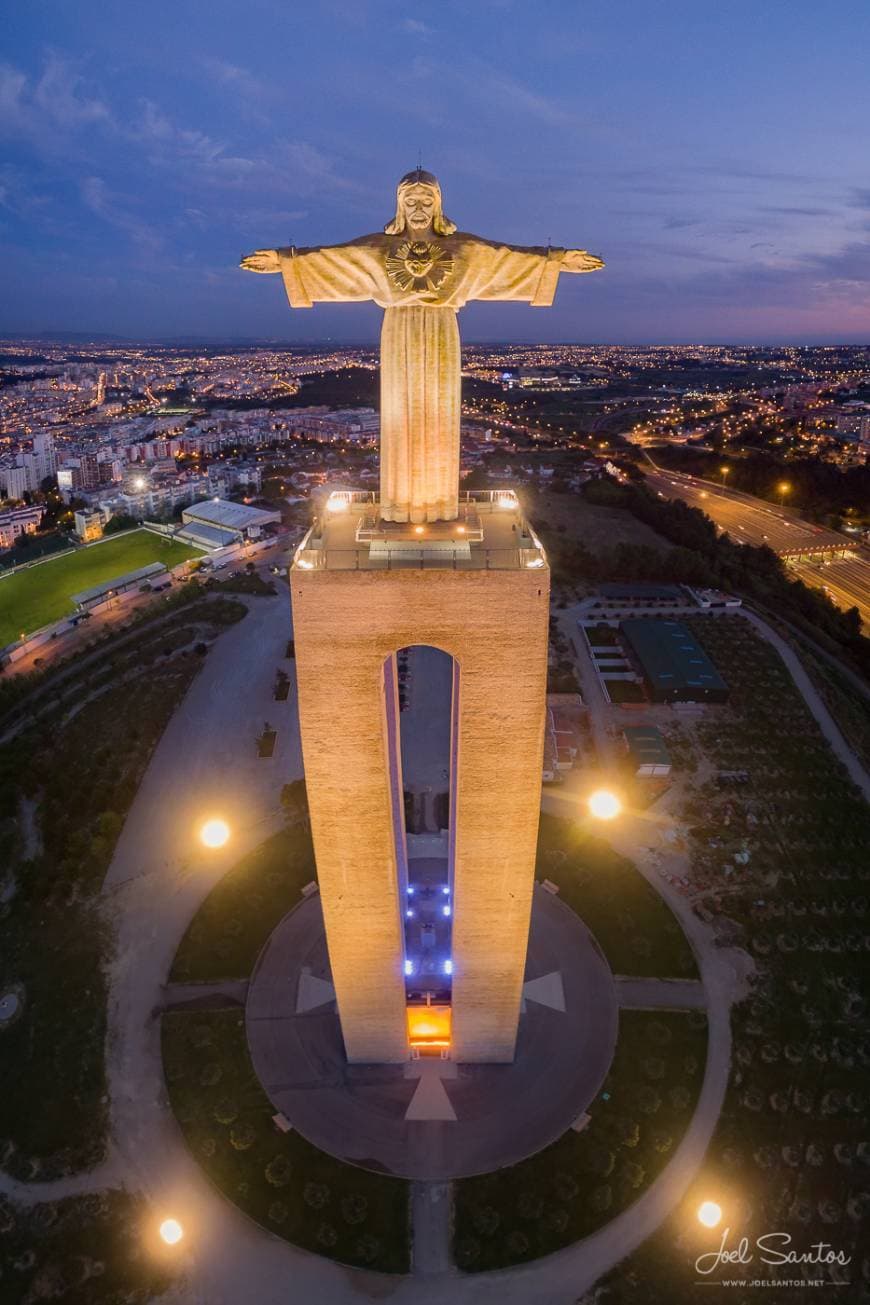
[2,0,870,345]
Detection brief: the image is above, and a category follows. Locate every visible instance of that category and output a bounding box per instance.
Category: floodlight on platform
[588,789,621,821]
[697,1201,722,1228]
[326,492,351,513]
[414,525,425,535]
[159,1218,183,1245]
[200,818,230,849]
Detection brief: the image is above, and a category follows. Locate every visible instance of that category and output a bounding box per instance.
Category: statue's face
[401,183,438,231]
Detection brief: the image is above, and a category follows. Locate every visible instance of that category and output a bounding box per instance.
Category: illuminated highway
[643,459,870,627]
[787,556,870,627]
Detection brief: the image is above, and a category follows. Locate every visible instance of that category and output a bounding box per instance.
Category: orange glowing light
[407,1004,452,1047]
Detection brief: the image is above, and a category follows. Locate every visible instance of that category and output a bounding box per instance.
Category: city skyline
[3,1,870,344]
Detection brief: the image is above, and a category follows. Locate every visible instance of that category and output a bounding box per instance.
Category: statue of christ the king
[241,169,603,524]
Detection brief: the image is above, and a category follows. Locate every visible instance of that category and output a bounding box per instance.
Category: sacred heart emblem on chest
[385,240,454,294]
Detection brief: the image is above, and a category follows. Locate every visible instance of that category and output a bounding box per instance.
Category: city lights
[199,818,230,849]
[159,1218,184,1245]
[443,959,453,975]
[697,1201,722,1229]
[588,789,621,821]
[404,958,414,976]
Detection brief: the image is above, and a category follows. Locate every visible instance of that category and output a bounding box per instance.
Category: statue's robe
[278,233,569,523]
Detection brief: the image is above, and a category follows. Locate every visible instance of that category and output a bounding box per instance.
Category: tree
[280,779,309,827]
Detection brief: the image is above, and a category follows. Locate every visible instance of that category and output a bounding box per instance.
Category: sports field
[0,530,204,646]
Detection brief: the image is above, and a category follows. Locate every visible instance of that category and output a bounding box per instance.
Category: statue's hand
[562,249,605,273]
[240,248,281,274]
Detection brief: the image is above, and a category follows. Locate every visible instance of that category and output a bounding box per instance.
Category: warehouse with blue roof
[619,619,729,704]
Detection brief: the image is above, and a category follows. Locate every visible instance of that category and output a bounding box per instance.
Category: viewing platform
[292,488,547,572]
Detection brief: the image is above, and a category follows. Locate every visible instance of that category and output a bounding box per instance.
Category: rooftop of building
[177,521,239,550]
[292,489,547,573]
[182,498,279,530]
[622,724,672,767]
[619,619,728,695]
[72,560,165,605]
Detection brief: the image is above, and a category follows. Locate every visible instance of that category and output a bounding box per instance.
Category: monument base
[245,885,618,1180]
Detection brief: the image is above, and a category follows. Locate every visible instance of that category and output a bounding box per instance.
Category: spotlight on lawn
[697,1201,722,1229]
[159,1218,183,1245]
[200,818,230,849]
[588,789,621,821]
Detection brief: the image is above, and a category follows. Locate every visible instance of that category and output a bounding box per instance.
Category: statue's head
[385,168,457,237]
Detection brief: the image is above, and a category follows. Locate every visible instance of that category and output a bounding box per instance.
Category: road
[642,460,870,626]
[787,555,870,627]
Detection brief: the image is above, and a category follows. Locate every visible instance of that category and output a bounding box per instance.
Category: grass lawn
[453,1010,708,1270]
[537,814,698,979]
[162,1009,410,1273]
[170,824,316,982]
[0,529,203,645]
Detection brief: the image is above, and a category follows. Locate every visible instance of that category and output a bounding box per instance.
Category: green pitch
[0,530,204,647]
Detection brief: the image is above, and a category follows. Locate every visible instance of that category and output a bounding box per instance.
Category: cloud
[199,56,264,98]
[136,100,225,165]
[80,175,163,253]
[402,18,432,34]
[0,53,113,145]
[407,55,575,128]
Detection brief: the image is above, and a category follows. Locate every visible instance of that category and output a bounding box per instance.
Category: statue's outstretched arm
[240,249,281,274]
[561,250,605,273]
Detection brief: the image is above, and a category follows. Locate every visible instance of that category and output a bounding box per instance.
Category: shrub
[354,1234,381,1264]
[340,1193,368,1225]
[213,1098,238,1126]
[643,1056,666,1081]
[304,1182,330,1209]
[316,1222,337,1248]
[265,1156,292,1188]
[268,1201,288,1224]
[646,1020,673,1046]
[472,1205,500,1236]
[199,1063,222,1087]
[617,1119,641,1148]
[506,1230,529,1256]
[516,1192,543,1220]
[623,1161,646,1189]
[455,1238,481,1268]
[554,1172,579,1202]
[591,1185,613,1213]
[544,1206,569,1233]
[229,1124,255,1151]
[581,1143,616,1177]
[652,1130,674,1155]
[635,1085,662,1115]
